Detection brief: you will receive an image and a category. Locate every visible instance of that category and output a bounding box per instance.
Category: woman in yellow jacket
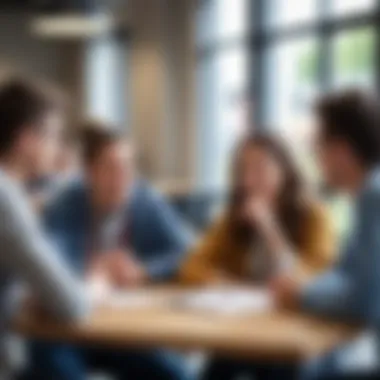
[180,133,336,380]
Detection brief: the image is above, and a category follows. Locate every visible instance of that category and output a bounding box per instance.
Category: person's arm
[0,187,89,322]
[139,191,193,280]
[244,199,300,276]
[301,191,380,324]
[251,200,335,280]
[301,269,352,318]
[180,217,234,285]
[296,202,336,278]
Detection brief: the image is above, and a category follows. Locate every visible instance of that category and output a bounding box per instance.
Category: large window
[196,0,380,190]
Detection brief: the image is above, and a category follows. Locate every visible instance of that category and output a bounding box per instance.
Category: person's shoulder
[200,211,238,241]
[302,197,334,232]
[357,168,380,210]
[0,169,23,195]
[45,178,87,213]
[130,179,167,205]
[363,168,380,195]
[128,179,183,226]
[305,198,330,219]
[212,213,233,236]
[0,171,29,213]
[0,169,11,189]
[0,171,15,197]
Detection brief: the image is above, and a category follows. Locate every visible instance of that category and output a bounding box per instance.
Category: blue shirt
[44,179,192,281]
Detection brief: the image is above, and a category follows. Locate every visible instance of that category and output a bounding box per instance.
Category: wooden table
[13,287,360,362]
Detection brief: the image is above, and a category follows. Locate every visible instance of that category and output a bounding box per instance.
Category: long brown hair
[227,133,309,250]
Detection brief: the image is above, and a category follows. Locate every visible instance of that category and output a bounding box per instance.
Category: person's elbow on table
[37,284,92,324]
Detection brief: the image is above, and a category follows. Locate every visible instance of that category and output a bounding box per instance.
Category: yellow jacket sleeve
[296,202,337,278]
[180,217,234,285]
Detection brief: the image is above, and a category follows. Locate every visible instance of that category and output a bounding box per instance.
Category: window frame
[251,0,380,126]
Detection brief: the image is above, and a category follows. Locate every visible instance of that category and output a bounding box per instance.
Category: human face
[236,144,285,205]
[315,126,356,191]
[87,141,135,213]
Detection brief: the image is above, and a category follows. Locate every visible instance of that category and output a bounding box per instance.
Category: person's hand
[243,198,275,234]
[270,275,304,310]
[86,253,109,281]
[106,250,147,287]
[86,256,113,303]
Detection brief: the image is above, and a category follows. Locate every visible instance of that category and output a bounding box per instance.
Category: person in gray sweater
[0,78,88,376]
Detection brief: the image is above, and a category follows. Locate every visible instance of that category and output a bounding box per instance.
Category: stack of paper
[176,288,273,316]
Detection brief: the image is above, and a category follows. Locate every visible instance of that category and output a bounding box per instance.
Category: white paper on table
[93,287,274,315]
[86,277,113,305]
[104,290,160,309]
[176,288,273,316]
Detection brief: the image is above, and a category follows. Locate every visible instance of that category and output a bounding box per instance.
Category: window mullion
[318,0,333,91]
[375,0,380,92]
[251,0,266,128]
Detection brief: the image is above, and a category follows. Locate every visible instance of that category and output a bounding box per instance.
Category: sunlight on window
[85,37,125,126]
[262,38,320,183]
[196,45,248,190]
[265,0,317,29]
[264,38,319,130]
[330,0,376,17]
[332,27,376,89]
[214,46,248,187]
[196,0,249,190]
[196,0,248,46]
[216,0,248,40]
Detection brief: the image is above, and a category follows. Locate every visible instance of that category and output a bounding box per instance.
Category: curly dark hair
[316,89,380,168]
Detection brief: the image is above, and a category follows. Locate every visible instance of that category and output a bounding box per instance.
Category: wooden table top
[13,287,360,362]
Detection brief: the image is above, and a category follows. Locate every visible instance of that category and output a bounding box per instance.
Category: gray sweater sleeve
[0,183,89,322]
